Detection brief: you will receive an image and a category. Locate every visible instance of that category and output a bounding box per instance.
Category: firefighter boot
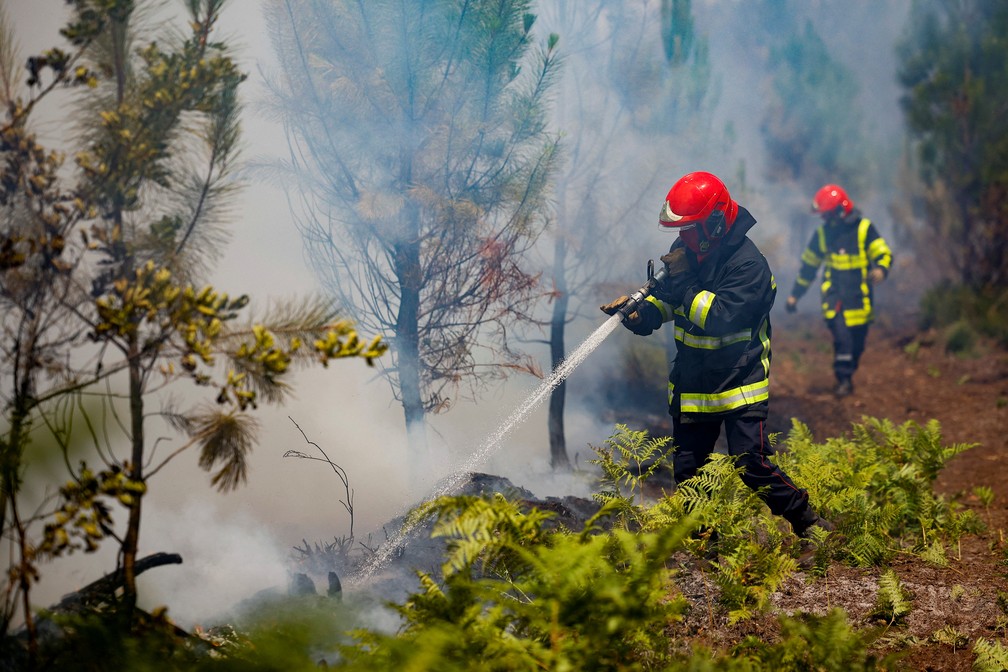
[833,377,853,398]
[793,510,836,570]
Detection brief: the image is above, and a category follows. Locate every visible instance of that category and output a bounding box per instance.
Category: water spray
[353,251,681,584]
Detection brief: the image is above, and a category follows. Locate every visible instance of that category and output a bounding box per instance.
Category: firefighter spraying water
[601,171,834,567]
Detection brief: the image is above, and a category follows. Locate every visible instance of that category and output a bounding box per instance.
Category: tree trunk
[547,235,572,471]
[120,336,145,625]
[394,237,428,459]
[4,325,41,653]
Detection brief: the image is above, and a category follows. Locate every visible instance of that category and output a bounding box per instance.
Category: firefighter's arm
[866,224,892,283]
[790,233,823,302]
[680,259,773,334]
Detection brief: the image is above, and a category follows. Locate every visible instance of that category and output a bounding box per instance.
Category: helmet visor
[659,199,686,227]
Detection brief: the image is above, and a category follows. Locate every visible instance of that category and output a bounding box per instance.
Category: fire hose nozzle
[617,259,670,322]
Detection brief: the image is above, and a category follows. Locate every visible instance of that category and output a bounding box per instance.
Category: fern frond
[973,638,1008,672]
[871,569,912,625]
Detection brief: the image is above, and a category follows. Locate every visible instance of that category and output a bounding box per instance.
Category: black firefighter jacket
[632,206,775,421]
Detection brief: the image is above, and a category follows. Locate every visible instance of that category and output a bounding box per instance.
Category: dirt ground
[746,309,1008,670]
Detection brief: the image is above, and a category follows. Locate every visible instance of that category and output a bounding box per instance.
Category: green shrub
[732,609,897,671]
[777,417,982,567]
[107,419,981,671]
[918,281,1008,347]
[339,506,696,671]
[943,320,977,355]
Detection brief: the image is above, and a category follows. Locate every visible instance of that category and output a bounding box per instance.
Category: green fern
[408,493,554,578]
[591,424,672,499]
[931,624,969,650]
[589,424,672,529]
[919,538,948,567]
[715,538,797,623]
[777,417,980,568]
[646,454,795,619]
[372,515,698,671]
[870,569,912,625]
[733,608,897,671]
[974,637,1008,672]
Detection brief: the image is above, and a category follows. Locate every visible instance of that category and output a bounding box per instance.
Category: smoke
[5,0,918,630]
[137,499,291,629]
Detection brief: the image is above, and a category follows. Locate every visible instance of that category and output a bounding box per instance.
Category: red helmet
[811,184,853,217]
[659,171,738,254]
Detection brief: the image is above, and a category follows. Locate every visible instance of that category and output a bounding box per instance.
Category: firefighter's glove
[601,296,657,335]
[868,267,886,284]
[785,296,798,313]
[600,295,641,324]
[653,268,697,308]
[660,248,690,277]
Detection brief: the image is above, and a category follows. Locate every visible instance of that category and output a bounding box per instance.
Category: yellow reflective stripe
[668,380,674,407]
[868,237,891,267]
[801,248,821,266]
[858,218,870,248]
[843,306,872,326]
[828,254,868,270]
[674,326,751,350]
[796,276,812,287]
[679,378,770,413]
[757,318,771,377]
[688,290,715,328]
[770,273,777,290]
[645,295,671,321]
[824,304,872,324]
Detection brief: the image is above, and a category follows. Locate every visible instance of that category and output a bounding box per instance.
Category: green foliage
[267,0,561,435]
[870,569,912,626]
[0,0,388,644]
[732,609,894,671]
[760,16,867,193]
[942,320,977,356]
[897,0,1008,289]
[409,493,554,578]
[660,0,695,66]
[607,2,714,134]
[590,423,672,525]
[974,637,1008,672]
[27,607,207,672]
[40,461,146,556]
[345,493,694,671]
[647,454,795,621]
[918,281,1008,348]
[973,485,995,509]
[41,417,967,670]
[777,417,981,567]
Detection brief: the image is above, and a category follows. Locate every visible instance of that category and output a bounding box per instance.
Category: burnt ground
[661,309,1008,671]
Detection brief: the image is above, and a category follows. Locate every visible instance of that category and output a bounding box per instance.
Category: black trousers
[827,316,869,382]
[672,414,813,530]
